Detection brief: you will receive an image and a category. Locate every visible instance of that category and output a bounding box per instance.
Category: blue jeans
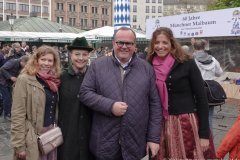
[208,106,214,130]
[0,84,12,117]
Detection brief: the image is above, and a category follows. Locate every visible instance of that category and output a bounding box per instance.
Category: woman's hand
[200,138,209,152]
[17,151,26,160]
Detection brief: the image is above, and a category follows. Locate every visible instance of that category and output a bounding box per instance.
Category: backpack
[204,80,227,106]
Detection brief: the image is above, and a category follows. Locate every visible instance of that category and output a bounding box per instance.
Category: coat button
[80,115,84,119]
[168,83,171,85]
[77,94,80,98]
[169,75,172,78]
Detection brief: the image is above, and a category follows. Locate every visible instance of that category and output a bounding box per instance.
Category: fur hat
[68,37,93,52]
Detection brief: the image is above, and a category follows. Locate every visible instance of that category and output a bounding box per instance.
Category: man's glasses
[115,41,134,48]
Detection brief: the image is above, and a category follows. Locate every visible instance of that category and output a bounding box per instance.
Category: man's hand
[200,138,209,152]
[146,142,159,158]
[17,151,26,160]
[111,102,128,116]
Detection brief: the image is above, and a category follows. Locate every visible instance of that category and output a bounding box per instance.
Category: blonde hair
[21,45,61,77]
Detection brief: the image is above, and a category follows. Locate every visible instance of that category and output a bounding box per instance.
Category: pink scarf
[37,71,60,93]
[153,53,175,119]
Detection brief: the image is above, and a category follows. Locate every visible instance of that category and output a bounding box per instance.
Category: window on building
[158,6,162,13]
[57,3,63,11]
[102,8,108,15]
[19,4,29,12]
[146,6,149,13]
[6,3,16,10]
[81,6,87,12]
[81,18,88,27]
[146,15,149,20]
[32,5,41,13]
[57,17,63,23]
[102,20,107,26]
[146,0,150,3]
[152,0,156,3]
[92,7,98,14]
[133,0,137,2]
[133,15,137,22]
[152,6,156,13]
[0,2,3,9]
[133,5,137,12]
[69,4,75,12]
[158,0,162,3]
[43,6,48,13]
[133,25,136,29]
[69,18,76,26]
[92,19,98,28]
[95,7,98,14]
[152,16,155,18]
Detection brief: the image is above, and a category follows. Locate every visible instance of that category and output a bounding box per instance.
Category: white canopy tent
[0,31,80,43]
[78,26,146,40]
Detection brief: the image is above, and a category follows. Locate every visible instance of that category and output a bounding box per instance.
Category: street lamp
[59,18,62,32]
[8,13,14,31]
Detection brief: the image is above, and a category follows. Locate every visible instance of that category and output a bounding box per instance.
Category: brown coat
[11,73,47,160]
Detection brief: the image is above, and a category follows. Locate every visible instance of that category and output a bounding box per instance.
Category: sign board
[146,7,240,39]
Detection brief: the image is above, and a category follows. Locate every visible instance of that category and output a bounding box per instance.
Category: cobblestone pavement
[0,103,238,160]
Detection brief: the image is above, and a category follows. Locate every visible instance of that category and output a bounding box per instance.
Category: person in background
[96,46,104,58]
[80,27,162,160]
[193,39,223,129]
[147,27,215,159]
[6,42,25,61]
[182,45,190,55]
[11,45,61,160]
[0,55,29,120]
[138,47,148,60]
[58,37,94,160]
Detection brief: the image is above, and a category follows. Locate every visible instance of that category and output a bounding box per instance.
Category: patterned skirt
[155,113,216,160]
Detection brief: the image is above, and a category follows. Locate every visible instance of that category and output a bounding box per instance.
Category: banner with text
[146,7,240,39]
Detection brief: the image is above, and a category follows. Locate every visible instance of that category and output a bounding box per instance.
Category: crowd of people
[0,26,238,160]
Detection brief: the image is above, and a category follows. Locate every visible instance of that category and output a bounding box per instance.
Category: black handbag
[204,80,227,106]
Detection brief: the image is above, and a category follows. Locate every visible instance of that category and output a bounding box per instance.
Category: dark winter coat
[58,65,93,160]
[80,54,162,160]
[0,58,22,86]
[166,60,209,138]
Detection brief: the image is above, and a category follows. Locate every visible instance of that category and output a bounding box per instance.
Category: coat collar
[66,64,87,76]
[111,51,137,70]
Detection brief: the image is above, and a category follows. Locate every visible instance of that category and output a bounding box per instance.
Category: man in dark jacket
[58,37,94,160]
[80,27,162,160]
[0,55,28,120]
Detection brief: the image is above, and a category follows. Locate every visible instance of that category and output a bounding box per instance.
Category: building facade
[163,0,216,16]
[52,0,112,30]
[0,0,51,21]
[129,0,163,32]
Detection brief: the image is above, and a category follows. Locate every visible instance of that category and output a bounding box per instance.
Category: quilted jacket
[216,116,240,159]
[80,54,162,160]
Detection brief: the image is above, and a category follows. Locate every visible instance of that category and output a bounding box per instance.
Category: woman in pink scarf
[11,46,61,160]
[147,27,216,159]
